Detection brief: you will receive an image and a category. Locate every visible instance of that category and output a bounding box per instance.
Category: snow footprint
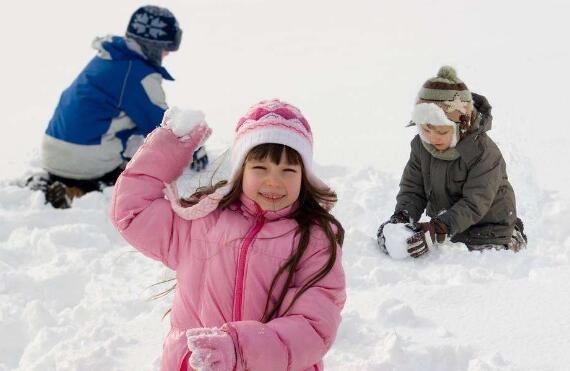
[376,299,432,327]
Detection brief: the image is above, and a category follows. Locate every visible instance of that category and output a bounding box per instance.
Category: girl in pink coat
[110,99,346,371]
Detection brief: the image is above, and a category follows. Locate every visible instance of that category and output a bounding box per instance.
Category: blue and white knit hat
[126,5,182,65]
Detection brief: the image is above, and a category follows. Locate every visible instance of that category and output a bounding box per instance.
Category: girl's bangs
[246,143,302,166]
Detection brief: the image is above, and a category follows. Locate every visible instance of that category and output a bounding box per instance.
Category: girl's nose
[264,173,281,187]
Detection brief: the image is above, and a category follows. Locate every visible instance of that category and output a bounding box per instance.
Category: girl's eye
[252,166,266,170]
[283,168,297,173]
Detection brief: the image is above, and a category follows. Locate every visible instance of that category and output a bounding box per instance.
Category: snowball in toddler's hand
[382,223,415,259]
[163,106,207,137]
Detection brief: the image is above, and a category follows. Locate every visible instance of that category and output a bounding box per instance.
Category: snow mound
[1,148,569,370]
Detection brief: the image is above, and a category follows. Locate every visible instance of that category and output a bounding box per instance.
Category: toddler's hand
[389,210,410,224]
[376,220,391,253]
[161,106,212,146]
[406,219,448,258]
[186,327,236,371]
[376,211,410,253]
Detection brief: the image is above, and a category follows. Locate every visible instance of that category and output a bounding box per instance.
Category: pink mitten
[161,106,212,145]
[186,327,236,371]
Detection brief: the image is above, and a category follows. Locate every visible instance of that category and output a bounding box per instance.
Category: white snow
[2,1,570,370]
[381,223,414,260]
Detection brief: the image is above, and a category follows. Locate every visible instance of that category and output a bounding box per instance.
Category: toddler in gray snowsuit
[377,66,527,258]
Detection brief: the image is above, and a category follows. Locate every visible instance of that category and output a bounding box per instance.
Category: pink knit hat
[165,99,331,220]
[230,99,329,190]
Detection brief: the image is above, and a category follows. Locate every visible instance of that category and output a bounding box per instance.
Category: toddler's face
[420,123,454,151]
[242,151,302,211]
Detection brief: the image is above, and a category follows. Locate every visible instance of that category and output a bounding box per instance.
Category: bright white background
[1,1,569,370]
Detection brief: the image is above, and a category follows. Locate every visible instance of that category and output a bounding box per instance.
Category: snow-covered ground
[1,1,569,370]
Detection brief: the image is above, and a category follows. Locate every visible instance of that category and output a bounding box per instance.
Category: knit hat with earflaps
[411,66,474,148]
[125,5,182,66]
[164,99,333,220]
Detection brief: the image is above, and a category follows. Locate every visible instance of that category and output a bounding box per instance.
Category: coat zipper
[232,213,265,321]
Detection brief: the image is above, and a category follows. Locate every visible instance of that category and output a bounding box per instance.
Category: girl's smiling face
[420,123,455,151]
[242,149,302,211]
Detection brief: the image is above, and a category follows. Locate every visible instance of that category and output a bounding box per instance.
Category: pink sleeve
[109,127,198,270]
[226,236,346,370]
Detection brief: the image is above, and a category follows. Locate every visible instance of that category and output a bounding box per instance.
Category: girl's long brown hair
[168,144,344,322]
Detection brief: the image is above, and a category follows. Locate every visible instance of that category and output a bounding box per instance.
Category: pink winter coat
[110,127,346,371]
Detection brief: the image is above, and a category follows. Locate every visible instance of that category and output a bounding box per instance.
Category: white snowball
[383,223,414,260]
[166,106,206,137]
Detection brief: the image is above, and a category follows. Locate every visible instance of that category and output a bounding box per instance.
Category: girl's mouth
[259,192,284,201]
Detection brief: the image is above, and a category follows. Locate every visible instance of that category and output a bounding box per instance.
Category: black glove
[190,146,209,172]
[376,211,410,253]
[406,218,448,258]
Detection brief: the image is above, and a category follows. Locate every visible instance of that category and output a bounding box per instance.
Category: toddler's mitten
[389,210,410,224]
[406,218,448,258]
[377,211,410,252]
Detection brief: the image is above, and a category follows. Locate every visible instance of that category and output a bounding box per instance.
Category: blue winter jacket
[42,35,174,179]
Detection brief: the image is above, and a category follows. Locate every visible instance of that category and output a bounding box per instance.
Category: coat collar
[95,36,175,81]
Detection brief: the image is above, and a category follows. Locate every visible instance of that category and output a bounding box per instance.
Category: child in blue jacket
[35,5,208,208]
